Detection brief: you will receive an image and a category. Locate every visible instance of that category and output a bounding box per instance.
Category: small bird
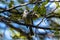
[22,9,31,25]
[22,9,29,18]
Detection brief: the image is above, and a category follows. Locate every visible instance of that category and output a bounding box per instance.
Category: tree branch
[0,15,60,31]
[0,1,43,13]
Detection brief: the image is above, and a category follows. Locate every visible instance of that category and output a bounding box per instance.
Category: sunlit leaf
[34,5,38,11]
[10,13,22,21]
[8,0,14,8]
[54,7,60,15]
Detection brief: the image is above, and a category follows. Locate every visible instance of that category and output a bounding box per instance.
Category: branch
[36,17,45,26]
[0,1,43,13]
[0,15,60,31]
[0,18,32,38]
[46,14,60,18]
[0,1,60,13]
[46,0,60,2]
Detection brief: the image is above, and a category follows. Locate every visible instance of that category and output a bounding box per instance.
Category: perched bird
[22,9,29,18]
[22,9,34,35]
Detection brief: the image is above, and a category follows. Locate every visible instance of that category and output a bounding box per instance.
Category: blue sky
[0,0,51,33]
[0,0,58,40]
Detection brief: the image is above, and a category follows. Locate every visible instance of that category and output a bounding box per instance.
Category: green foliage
[54,30,59,36]
[33,0,48,17]
[9,8,23,21]
[29,0,36,3]
[25,6,29,11]
[0,0,60,39]
[54,7,60,15]
[10,13,22,21]
[34,5,38,11]
[17,0,24,3]
[8,0,14,8]
[0,0,6,4]
[9,28,27,39]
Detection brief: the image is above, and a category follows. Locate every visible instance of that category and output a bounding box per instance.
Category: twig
[36,17,45,26]
[0,1,43,13]
[0,15,60,30]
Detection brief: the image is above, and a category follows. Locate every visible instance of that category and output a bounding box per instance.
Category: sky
[0,0,59,40]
